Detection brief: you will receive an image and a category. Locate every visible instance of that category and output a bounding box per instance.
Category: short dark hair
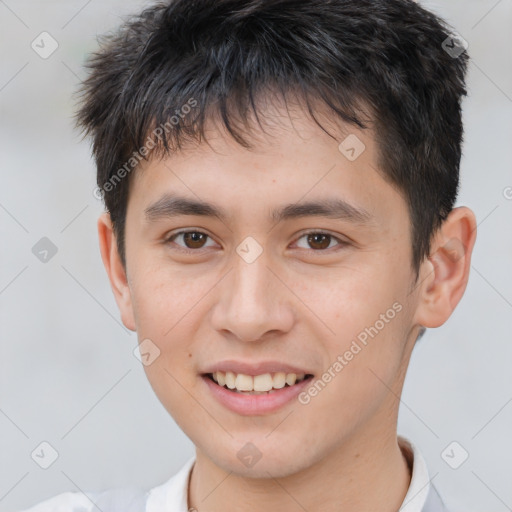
[76,0,469,283]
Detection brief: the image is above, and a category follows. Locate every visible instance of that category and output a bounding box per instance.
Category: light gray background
[1,1,511,511]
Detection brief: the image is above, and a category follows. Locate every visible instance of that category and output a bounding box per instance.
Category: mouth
[203,371,315,395]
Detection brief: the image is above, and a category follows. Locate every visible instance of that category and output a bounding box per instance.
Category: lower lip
[201,374,313,415]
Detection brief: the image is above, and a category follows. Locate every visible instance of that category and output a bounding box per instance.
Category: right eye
[165,230,218,253]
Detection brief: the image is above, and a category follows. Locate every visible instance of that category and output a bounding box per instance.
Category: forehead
[129,100,407,233]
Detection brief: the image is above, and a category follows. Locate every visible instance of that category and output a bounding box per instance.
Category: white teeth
[285,373,297,386]
[225,371,236,389]
[235,373,253,391]
[216,371,225,387]
[208,371,308,392]
[253,373,273,392]
[272,372,286,389]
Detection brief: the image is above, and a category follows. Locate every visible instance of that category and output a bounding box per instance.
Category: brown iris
[178,231,334,251]
[306,233,331,250]
[183,232,207,249]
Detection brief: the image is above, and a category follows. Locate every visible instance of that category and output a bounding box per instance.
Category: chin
[201,436,318,479]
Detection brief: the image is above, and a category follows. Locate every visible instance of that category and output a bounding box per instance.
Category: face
[104,102,429,478]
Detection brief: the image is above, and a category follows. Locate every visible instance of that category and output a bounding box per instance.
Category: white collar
[145,454,195,512]
[397,435,432,511]
[145,435,439,512]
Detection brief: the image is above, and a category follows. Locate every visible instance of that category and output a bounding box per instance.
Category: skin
[98,99,477,512]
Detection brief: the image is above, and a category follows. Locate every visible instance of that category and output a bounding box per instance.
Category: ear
[413,206,477,328]
[97,212,136,332]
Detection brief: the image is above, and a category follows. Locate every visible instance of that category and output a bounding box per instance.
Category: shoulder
[19,456,195,512]
[18,491,95,512]
[19,487,148,512]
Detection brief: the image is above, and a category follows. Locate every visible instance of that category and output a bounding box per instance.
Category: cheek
[130,259,211,334]
[134,270,205,420]
[130,264,200,391]
[291,265,397,336]
[301,272,407,399]
[303,314,406,434]
[142,360,207,439]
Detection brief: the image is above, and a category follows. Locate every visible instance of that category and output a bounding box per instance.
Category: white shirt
[20,435,448,512]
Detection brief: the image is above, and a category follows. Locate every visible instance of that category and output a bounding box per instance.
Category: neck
[188,426,412,512]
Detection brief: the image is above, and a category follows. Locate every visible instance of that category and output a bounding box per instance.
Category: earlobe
[97,212,137,332]
[413,207,477,329]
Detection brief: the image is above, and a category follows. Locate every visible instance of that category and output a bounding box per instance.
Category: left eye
[165,230,346,252]
[166,230,216,251]
[294,231,345,251]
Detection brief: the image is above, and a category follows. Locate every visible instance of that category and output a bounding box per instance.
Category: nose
[210,249,295,343]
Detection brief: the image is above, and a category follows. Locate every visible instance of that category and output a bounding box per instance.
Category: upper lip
[201,360,314,376]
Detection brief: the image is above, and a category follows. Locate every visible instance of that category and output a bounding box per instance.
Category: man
[23,0,476,510]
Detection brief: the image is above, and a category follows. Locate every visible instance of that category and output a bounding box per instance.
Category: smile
[201,371,315,415]
[207,371,311,394]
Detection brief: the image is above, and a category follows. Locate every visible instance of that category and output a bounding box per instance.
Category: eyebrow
[144,193,375,226]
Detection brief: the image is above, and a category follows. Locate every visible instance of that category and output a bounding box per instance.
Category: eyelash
[164,229,348,255]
